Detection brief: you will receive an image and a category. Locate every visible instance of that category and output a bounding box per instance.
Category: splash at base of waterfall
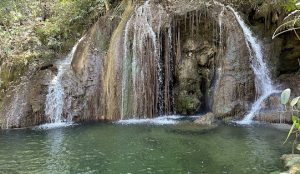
[36,122,76,130]
[236,90,281,125]
[116,115,199,125]
[117,116,183,125]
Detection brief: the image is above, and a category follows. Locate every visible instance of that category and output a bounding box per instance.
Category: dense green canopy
[0,0,108,91]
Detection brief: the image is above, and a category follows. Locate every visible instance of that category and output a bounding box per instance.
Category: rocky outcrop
[172,3,256,118]
[212,8,255,118]
[174,39,216,115]
[278,34,300,74]
[278,74,300,97]
[0,67,55,128]
[70,15,121,121]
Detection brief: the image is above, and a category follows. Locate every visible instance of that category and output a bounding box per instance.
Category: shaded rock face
[172,4,255,117]
[278,35,300,74]
[278,74,300,96]
[175,38,215,115]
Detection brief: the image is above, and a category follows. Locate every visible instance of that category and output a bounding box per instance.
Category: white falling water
[121,0,165,119]
[43,37,84,127]
[226,6,278,124]
[214,6,225,91]
[117,115,185,125]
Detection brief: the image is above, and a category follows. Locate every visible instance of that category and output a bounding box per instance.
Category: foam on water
[116,115,185,125]
[35,122,76,130]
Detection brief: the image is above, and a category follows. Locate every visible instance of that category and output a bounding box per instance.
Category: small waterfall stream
[226,6,278,124]
[43,37,84,127]
[121,0,174,119]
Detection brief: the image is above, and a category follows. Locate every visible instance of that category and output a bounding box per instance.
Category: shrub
[281,88,300,153]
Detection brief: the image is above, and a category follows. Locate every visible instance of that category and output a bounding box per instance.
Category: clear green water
[0,122,289,174]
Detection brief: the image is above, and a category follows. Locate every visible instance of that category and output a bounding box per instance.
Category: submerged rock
[194,112,215,126]
[171,121,217,135]
[281,154,300,174]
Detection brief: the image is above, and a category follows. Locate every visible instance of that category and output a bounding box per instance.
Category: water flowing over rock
[94,0,256,119]
[121,1,173,119]
[225,6,277,124]
[44,37,85,124]
[1,0,300,128]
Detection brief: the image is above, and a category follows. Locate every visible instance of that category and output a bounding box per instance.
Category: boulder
[194,112,215,126]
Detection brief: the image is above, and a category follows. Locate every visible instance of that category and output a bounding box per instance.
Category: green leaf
[297,144,300,151]
[292,116,299,123]
[291,96,300,107]
[281,88,291,105]
[284,121,296,144]
[296,123,300,130]
[297,99,300,109]
[292,116,300,129]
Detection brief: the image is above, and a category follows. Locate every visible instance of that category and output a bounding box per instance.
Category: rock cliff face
[0,0,300,128]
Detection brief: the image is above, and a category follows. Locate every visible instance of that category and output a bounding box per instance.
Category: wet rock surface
[0,68,55,128]
[194,112,215,126]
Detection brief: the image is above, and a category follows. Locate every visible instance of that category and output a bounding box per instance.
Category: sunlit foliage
[0,0,107,90]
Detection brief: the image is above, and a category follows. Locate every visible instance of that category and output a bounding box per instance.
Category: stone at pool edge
[280,154,300,174]
[194,112,215,126]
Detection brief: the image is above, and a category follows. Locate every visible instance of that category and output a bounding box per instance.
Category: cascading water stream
[121,0,173,120]
[226,6,278,124]
[43,37,84,127]
[122,0,158,119]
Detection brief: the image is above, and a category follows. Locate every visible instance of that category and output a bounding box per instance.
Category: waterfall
[214,6,225,90]
[44,37,84,126]
[226,6,278,124]
[121,0,174,119]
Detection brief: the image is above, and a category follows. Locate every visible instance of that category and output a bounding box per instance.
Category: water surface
[0,122,289,174]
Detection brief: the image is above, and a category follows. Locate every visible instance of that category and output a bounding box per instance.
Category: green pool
[0,121,290,174]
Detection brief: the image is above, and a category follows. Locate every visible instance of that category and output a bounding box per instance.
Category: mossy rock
[176,90,201,115]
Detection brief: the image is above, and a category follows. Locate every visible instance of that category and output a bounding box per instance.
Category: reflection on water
[45,128,69,173]
[0,123,289,174]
